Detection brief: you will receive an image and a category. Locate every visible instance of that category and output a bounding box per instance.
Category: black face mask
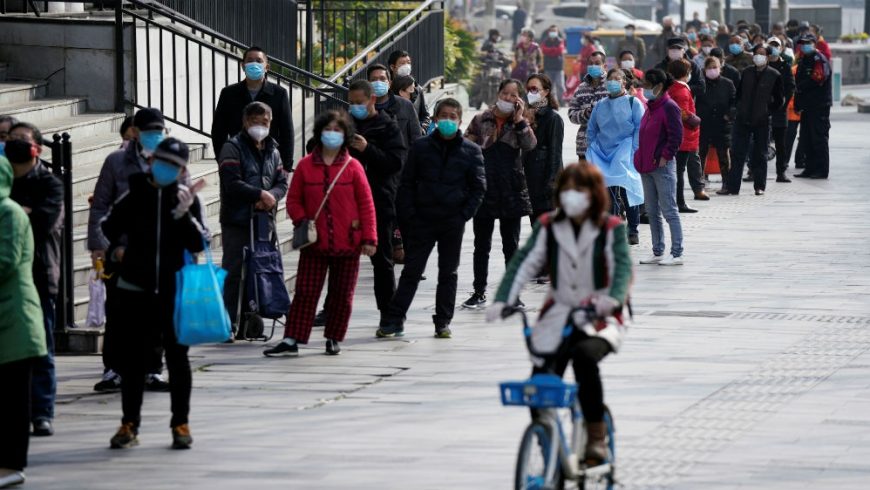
[4,139,36,165]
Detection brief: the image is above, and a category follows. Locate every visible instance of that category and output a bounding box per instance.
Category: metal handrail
[328,0,443,83]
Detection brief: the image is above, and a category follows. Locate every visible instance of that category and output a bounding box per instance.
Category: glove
[592,295,620,318]
[173,184,195,220]
[485,301,508,323]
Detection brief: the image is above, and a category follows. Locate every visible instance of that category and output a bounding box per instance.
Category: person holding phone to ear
[462,78,536,310]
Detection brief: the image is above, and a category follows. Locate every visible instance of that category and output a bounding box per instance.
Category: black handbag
[291,158,353,251]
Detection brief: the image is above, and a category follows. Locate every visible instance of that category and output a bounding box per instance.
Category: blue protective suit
[586,94,645,207]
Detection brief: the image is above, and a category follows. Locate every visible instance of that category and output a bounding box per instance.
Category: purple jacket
[634,93,683,173]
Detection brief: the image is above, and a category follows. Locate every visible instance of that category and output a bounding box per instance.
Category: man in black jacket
[721,45,784,196]
[376,100,486,339]
[656,38,705,98]
[7,123,62,437]
[387,51,431,132]
[368,63,423,149]
[347,80,408,314]
[211,46,295,171]
[766,37,796,183]
[217,102,288,335]
[793,34,832,180]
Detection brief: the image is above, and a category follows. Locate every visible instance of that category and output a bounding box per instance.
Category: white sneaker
[639,254,664,264]
[659,255,684,266]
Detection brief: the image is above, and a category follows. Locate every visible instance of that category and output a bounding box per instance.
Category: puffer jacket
[87,141,149,251]
[287,148,377,256]
[635,93,683,173]
[102,173,207,297]
[396,131,486,226]
[11,160,63,296]
[0,157,47,365]
[768,58,796,128]
[218,132,288,227]
[736,65,784,127]
[666,81,700,152]
[697,75,737,148]
[350,111,408,220]
[523,106,564,213]
[464,109,536,219]
[376,93,423,149]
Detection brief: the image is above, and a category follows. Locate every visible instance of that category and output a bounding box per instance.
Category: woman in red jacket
[264,111,377,358]
[666,58,708,213]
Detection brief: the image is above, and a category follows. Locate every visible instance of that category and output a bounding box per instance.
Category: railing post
[305,0,314,74]
[50,134,68,333]
[114,0,125,113]
[61,133,75,330]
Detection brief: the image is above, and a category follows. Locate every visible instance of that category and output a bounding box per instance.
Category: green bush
[444,15,478,83]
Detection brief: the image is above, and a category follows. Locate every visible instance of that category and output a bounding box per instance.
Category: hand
[112,247,125,263]
[259,190,277,211]
[360,244,377,257]
[592,295,620,318]
[658,157,668,168]
[350,134,368,152]
[172,179,205,219]
[513,98,525,123]
[91,250,106,268]
[485,301,508,323]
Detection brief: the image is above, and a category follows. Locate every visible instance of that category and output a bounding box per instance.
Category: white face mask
[397,64,412,77]
[620,59,635,70]
[247,125,269,142]
[495,99,515,114]
[668,48,684,61]
[702,46,712,55]
[560,190,590,218]
[527,92,542,105]
[753,54,768,67]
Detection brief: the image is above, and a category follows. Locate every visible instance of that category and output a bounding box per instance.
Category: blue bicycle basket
[500,374,578,408]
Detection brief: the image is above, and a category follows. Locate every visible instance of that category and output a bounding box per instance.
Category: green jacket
[0,157,46,365]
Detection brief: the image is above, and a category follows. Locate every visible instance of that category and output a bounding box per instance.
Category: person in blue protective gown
[586,68,645,245]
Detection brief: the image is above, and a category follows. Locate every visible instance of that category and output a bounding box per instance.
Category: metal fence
[48,133,75,331]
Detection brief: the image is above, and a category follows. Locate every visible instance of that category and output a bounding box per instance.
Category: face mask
[372,81,389,97]
[436,119,459,137]
[4,139,37,164]
[702,46,712,55]
[587,65,603,78]
[770,47,781,57]
[320,130,344,150]
[349,104,369,120]
[625,29,634,38]
[151,160,180,187]
[753,54,768,67]
[397,64,412,77]
[801,44,815,55]
[687,33,697,42]
[668,49,684,61]
[606,80,622,95]
[247,125,269,142]
[700,28,711,35]
[785,47,795,59]
[0,141,5,158]
[706,68,721,79]
[139,130,165,155]
[560,190,590,218]
[643,88,657,101]
[495,99,515,114]
[620,59,635,70]
[526,91,542,105]
[729,44,743,55]
[244,62,266,81]
[548,31,558,38]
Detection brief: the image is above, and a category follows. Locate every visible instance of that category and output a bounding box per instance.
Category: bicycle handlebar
[502,304,600,360]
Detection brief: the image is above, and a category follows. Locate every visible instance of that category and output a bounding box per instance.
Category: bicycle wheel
[515,421,563,490]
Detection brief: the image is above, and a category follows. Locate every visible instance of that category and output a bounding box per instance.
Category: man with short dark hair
[726,34,754,71]
[655,38,705,97]
[766,37,796,183]
[212,46,295,170]
[387,51,430,132]
[218,101,288,336]
[7,122,63,437]
[377,99,486,339]
[368,63,422,149]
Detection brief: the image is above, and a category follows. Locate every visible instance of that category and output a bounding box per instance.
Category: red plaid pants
[284,251,361,344]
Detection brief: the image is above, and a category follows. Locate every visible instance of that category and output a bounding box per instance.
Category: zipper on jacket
[155,188,162,295]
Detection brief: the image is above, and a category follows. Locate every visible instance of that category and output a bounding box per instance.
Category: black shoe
[462,292,487,309]
[110,423,139,449]
[755,189,765,196]
[678,206,698,213]
[325,339,341,355]
[434,325,452,339]
[32,418,53,437]
[313,309,327,327]
[145,373,170,392]
[628,234,639,245]
[420,275,427,281]
[776,174,792,183]
[375,323,405,338]
[94,370,122,392]
[264,341,299,357]
[171,424,193,450]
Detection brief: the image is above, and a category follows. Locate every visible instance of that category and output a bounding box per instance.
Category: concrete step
[0,80,48,106]
[42,133,123,170]
[37,112,126,144]
[0,97,89,127]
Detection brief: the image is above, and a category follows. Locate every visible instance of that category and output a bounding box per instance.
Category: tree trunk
[485,0,495,17]
[587,0,602,25]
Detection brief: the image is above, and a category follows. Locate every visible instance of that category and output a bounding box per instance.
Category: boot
[584,421,608,464]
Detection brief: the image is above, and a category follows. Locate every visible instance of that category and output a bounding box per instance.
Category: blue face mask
[151,159,180,187]
[770,47,781,57]
[348,104,369,120]
[687,32,697,42]
[244,62,265,81]
[606,80,622,95]
[372,81,389,97]
[320,130,344,150]
[801,44,815,55]
[643,88,657,101]
[729,44,743,55]
[139,130,165,154]
[700,28,711,35]
[436,119,459,137]
[587,65,603,78]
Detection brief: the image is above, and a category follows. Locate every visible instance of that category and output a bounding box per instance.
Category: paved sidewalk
[25,101,870,489]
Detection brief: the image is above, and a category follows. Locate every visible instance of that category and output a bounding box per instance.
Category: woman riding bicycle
[487,163,632,464]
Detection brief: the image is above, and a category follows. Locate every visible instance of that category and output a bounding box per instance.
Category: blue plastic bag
[174,243,232,346]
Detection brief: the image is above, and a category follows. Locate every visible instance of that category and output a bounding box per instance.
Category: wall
[729,6,843,39]
[832,44,870,85]
[0,16,133,112]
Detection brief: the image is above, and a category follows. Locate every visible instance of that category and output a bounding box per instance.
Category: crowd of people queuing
[0,10,834,485]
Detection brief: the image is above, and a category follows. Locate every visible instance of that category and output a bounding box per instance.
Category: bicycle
[499,306,616,490]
